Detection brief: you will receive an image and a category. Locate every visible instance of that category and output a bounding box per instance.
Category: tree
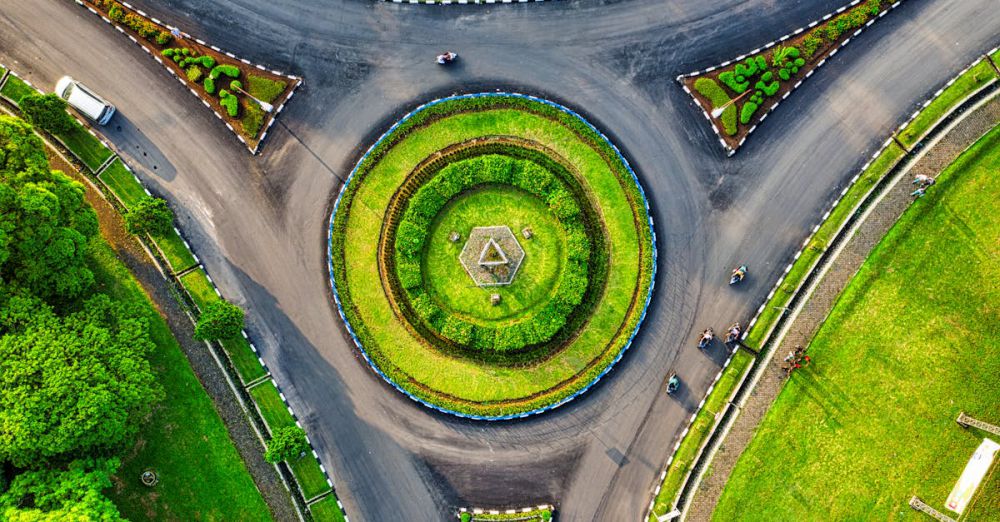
[0,458,124,521]
[195,299,245,340]
[264,426,309,464]
[0,293,161,467]
[124,196,174,236]
[18,94,75,135]
[0,116,98,302]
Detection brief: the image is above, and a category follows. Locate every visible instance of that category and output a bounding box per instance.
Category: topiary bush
[186,65,203,83]
[203,77,216,95]
[219,90,239,117]
[230,80,243,91]
[740,101,759,124]
[210,65,240,80]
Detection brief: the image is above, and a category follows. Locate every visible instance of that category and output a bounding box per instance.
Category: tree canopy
[0,458,124,521]
[195,299,245,340]
[18,93,76,135]
[123,196,174,237]
[0,116,98,302]
[264,426,309,464]
[0,293,161,467]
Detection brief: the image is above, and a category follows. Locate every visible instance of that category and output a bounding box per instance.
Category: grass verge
[221,336,268,384]
[713,124,1000,520]
[897,58,998,148]
[53,117,114,172]
[0,74,36,105]
[180,268,220,311]
[249,381,333,501]
[152,229,199,274]
[647,140,908,520]
[89,237,269,520]
[99,158,146,207]
[309,495,348,522]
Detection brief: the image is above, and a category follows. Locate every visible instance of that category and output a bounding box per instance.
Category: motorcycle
[697,328,714,349]
[725,322,742,344]
[667,374,680,394]
[730,264,748,285]
[436,51,458,65]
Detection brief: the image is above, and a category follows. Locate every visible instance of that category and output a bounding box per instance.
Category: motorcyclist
[436,51,457,64]
[726,322,742,343]
[698,328,714,348]
[731,264,747,283]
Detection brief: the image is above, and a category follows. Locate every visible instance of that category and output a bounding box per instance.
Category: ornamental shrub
[246,75,288,104]
[230,80,243,91]
[848,9,869,28]
[755,55,768,71]
[162,48,175,58]
[866,0,882,15]
[203,77,216,94]
[717,71,748,93]
[778,68,791,81]
[194,300,245,340]
[108,4,124,22]
[210,65,241,80]
[19,93,75,135]
[181,48,191,56]
[755,77,779,97]
[186,65,203,83]
[793,58,805,68]
[124,196,174,236]
[461,513,472,522]
[199,56,216,69]
[802,33,823,58]
[740,101,759,124]
[155,31,172,46]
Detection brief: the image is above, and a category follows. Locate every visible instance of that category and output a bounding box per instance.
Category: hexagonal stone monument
[459,226,526,286]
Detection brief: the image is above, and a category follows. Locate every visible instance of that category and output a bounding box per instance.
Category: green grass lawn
[0,74,37,105]
[152,229,199,274]
[334,100,651,416]
[221,336,268,384]
[88,240,269,521]
[53,118,114,172]
[897,59,998,148]
[424,185,565,324]
[309,495,347,522]
[99,158,147,208]
[180,268,221,312]
[714,125,1000,521]
[248,381,332,500]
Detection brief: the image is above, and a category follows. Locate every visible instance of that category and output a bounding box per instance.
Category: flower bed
[79,0,301,153]
[680,0,900,153]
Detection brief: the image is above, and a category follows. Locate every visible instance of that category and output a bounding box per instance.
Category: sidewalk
[683,94,1000,521]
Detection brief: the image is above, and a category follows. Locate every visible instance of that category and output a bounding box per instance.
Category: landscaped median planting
[78,0,301,152]
[248,380,333,501]
[681,0,900,153]
[329,93,655,419]
[458,505,554,521]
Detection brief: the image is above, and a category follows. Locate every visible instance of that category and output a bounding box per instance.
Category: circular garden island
[329,94,655,419]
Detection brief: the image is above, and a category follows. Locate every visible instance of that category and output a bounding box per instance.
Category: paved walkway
[684,94,1000,521]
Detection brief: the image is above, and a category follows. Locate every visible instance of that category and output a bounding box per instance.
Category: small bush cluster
[219,90,239,117]
[102,0,171,46]
[806,0,883,57]
[186,65,203,83]
[392,154,594,353]
[210,65,241,80]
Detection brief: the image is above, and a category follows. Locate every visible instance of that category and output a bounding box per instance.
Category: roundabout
[328,93,656,418]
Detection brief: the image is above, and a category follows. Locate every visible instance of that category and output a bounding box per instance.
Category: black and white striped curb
[457,504,554,519]
[646,50,997,521]
[73,0,303,155]
[1,61,344,522]
[678,0,904,156]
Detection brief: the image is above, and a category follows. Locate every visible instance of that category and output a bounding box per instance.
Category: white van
[54,76,116,126]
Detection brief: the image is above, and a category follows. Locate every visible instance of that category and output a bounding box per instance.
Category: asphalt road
[1,0,997,520]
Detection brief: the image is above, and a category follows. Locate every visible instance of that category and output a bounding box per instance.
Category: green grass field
[249,381,332,501]
[0,74,36,105]
[714,126,1000,521]
[898,59,998,148]
[334,100,652,416]
[309,495,347,522]
[424,185,565,324]
[180,268,221,311]
[99,158,147,207]
[88,240,269,521]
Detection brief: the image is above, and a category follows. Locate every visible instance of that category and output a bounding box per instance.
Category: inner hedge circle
[328,93,656,419]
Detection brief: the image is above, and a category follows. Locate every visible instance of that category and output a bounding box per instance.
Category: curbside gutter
[678,0,905,156]
[71,0,303,155]
[0,63,345,522]
[327,92,657,421]
[644,47,1000,521]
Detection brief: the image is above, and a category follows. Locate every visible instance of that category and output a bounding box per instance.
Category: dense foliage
[124,195,174,237]
[0,116,98,302]
[264,426,309,464]
[393,154,593,353]
[0,459,124,521]
[194,299,245,340]
[18,93,75,135]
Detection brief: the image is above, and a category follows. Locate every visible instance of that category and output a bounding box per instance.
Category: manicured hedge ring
[328,93,655,419]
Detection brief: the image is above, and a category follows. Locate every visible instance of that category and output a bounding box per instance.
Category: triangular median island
[478,238,509,266]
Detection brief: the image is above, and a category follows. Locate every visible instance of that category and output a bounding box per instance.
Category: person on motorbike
[698,328,714,348]
[726,322,742,342]
[731,264,747,283]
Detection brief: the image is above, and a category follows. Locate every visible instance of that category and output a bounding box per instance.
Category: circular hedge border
[389,150,598,354]
[327,93,657,420]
